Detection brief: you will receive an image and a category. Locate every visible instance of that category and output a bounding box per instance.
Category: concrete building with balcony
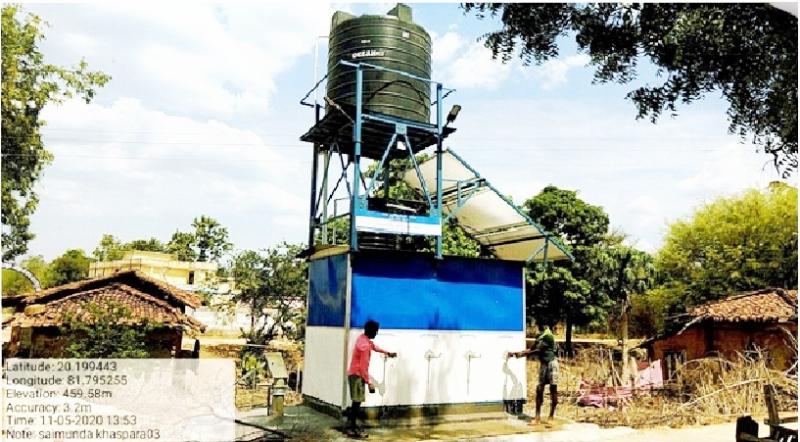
[88,251,219,292]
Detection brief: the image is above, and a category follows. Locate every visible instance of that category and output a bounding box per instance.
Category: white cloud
[438,42,513,90]
[431,31,464,64]
[30,98,308,259]
[528,54,590,90]
[30,3,334,124]
[677,143,780,195]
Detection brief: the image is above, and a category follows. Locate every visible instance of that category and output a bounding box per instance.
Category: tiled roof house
[4,271,205,358]
[642,288,798,377]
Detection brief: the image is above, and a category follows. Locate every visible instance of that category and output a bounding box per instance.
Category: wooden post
[764,384,779,439]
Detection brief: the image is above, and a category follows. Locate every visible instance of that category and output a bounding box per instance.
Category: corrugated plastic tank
[326,4,432,123]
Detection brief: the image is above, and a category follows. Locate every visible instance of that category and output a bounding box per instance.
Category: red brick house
[642,288,797,378]
[4,271,205,358]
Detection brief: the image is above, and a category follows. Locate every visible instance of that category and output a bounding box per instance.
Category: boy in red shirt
[346,320,396,438]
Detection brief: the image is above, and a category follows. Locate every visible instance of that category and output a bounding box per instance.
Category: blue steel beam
[339,61,453,91]
[446,149,574,262]
[350,66,363,251]
[365,133,397,197]
[435,83,444,259]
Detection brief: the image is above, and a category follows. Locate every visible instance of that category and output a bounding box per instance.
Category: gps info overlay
[3,359,235,442]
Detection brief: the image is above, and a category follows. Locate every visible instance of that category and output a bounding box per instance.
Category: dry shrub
[538,342,797,429]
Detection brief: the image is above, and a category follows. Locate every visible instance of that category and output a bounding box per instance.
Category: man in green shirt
[509,322,559,424]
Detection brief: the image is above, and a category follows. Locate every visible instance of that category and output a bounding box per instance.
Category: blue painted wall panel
[350,253,523,331]
[307,254,348,327]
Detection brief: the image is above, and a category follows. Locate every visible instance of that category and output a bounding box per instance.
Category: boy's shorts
[538,359,559,385]
[348,375,365,402]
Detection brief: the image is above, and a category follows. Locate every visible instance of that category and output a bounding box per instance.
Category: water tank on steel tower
[326,4,432,123]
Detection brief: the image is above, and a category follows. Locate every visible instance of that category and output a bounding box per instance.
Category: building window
[663,349,686,382]
[187,271,195,285]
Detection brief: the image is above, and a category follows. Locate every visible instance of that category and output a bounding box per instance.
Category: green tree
[93,234,125,261]
[2,255,52,295]
[49,249,91,286]
[125,237,166,253]
[524,186,610,353]
[465,3,798,175]
[584,239,656,355]
[656,183,798,309]
[231,243,308,362]
[438,219,481,258]
[2,6,109,261]
[166,231,198,261]
[60,301,153,358]
[191,215,232,262]
[94,235,168,261]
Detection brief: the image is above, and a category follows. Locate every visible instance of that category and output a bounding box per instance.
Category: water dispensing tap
[424,349,441,360]
[465,350,482,395]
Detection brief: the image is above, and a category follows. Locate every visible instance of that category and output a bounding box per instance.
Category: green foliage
[92,234,170,261]
[232,243,308,355]
[439,219,481,258]
[1,6,109,261]
[656,183,798,307]
[49,249,91,286]
[525,186,609,249]
[59,301,153,358]
[364,154,431,201]
[628,287,682,337]
[2,255,52,295]
[465,3,798,175]
[125,237,166,253]
[166,231,198,261]
[523,186,655,345]
[524,186,609,327]
[93,234,126,261]
[164,216,232,262]
[192,215,232,262]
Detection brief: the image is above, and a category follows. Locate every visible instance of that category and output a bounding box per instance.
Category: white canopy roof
[403,150,572,262]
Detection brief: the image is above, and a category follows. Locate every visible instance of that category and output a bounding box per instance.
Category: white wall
[191,306,265,333]
[303,326,347,407]
[346,329,527,407]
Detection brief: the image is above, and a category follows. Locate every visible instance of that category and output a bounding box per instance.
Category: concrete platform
[234,405,741,442]
[235,405,600,441]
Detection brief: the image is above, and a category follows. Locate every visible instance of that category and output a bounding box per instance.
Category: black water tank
[326,4,432,123]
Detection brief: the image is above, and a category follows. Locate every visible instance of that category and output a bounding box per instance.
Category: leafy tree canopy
[166,231,198,261]
[656,182,798,308]
[231,243,308,359]
[93,234,167,261]
[60,302,153,358]
[465,3,798,175]
[49,249,91,286]
[125,237,166,253]
[93,234,126,261]
[2,255,52,296]
[2,6,109,261]
[192,215,232,262]
[524,186,610,334]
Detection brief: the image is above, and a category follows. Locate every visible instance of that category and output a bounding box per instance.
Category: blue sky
[19,2,789,261]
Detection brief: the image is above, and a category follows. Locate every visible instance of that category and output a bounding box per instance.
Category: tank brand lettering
[351,50,385,59]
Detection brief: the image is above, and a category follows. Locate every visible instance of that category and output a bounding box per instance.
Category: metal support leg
[350,66,363,251]
[321,151,330,244]
[435,83,444,259]
[308,104,321,249]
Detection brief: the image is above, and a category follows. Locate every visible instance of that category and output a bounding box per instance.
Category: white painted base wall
[352,329,527,407]
[303,326,347,407]
[304,327,527,409]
